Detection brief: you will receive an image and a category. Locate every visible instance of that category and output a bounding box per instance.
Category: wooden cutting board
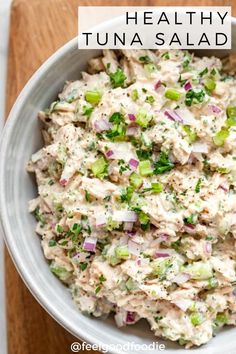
[5,0,235,353]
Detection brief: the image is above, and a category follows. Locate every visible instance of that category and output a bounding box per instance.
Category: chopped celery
[136,108,152,128]
[226,106,236,127]
[213,127,229,146]
[50,262,71,281]
[208,277,218,289]
[204,78,216,94]
[190,312,204,326]
[182,125,197,144]
[126,277,138,291]
[129,172,143,189]
[185,261,213,280]
[131,88,139,101]
[115,245,130,259]
[144,63,157,76]
[165,88,182,101]
[139,160,153,176]
[151,258,172,278]
[91,157,108,179]
[143,182,163,194]
[85,90,102,105]
[215,312,228,326]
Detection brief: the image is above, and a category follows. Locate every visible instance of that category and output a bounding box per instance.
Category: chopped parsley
[185,89,205,106]
[154,152,174,175]
[109,68,126,88]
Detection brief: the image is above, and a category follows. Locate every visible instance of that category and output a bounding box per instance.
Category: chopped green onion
[185,89,205,106]
[190,312,204,326]
[213,127,229,146]
[144,63,157,75]
[204,78,216,94]
[131,88,139,101]
[195,179,201,193]
[199,67,208,77]
[48,240,56,247]
[83,105,94,117]
[182,125,197,144]
[109,68,126,88]
[56,224,63,233]
[120,186,134,203]
[85,90,102,105]
[165,88,182,101]
[215,313,228,326]
[79,262,88,271]
[139,160,153,176]
[161,52,170,59]
[226,106,236,127]
[138,211,150,230]
[139,55,151,63]
[145,96,155,104]
[136,149,152,161]
[109,112,124,124]
[144,182,163,194]
[85,190,91,202]
[106,123,126,141]
[184,214,198,225]
[91,157,108,179]
[136,108,152,128]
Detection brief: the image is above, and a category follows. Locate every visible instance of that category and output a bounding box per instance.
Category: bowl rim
[1,14,236,353]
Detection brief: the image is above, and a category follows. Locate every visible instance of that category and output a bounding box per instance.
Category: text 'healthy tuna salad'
[28,49,236,348]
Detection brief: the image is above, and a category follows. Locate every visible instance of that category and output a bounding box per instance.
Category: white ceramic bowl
[1,19,236,354]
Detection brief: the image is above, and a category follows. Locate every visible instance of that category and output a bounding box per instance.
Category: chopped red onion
[59,178,67,186]
[184,81,192,91]
[172,299,192,312]
[137,258,141,266]
[154,80,162,91]
[175,108,196,125]
[128,114,136,122]
[95,214,107,227]
[126,311,136,324]
[123,222,133,231]
[208,104,221,114]
[192,141,209,154]
[113,210,138,222]
[126,125,138,136]
[154,251,170,258]
[164,110,183,123]
[173,272,191,284]
[127,230,136,237]
[83,237,97,252]
[114,312,124,328]
[205,241,212,254]
[129,158,139,170]
[219,184,229,192]
[94,119,111,132]
[185,223,195,229]
[106,150,114,158]
[128,239,141,256]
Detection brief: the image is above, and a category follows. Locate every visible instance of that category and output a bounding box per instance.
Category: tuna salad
[27,49,236,348]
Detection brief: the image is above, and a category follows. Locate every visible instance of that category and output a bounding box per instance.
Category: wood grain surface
[5,1,236,354]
